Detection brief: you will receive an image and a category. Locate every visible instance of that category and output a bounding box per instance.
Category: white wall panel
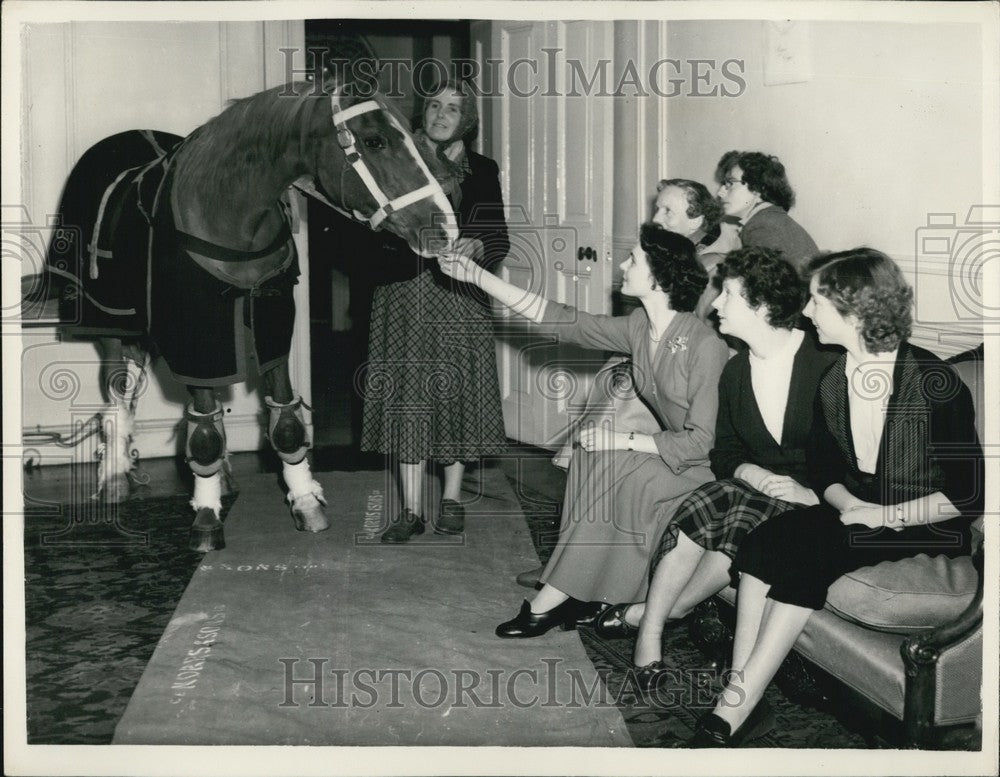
[20,20,307,466]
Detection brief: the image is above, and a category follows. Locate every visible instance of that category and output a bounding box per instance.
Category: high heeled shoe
[682,699,775,748]
[634,660,669,692]
[515,564,545,589]
[495,599,579,638]
[594,602,640,638]
[574,601,612,628]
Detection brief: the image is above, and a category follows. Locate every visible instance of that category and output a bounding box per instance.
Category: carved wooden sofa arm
[901,544,984,747]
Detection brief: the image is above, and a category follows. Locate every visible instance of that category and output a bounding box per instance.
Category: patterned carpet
[23,494,237,744]
[516,478,872,749]
[25,465,867,746]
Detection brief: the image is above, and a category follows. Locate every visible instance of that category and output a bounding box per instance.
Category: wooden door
[472,20,615,447]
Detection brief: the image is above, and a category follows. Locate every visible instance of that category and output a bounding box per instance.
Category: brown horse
[44,81,457,551]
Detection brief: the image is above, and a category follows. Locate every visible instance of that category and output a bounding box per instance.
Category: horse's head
[311,88,458,256]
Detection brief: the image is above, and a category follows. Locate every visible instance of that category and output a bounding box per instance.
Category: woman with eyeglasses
[715,151,818,269]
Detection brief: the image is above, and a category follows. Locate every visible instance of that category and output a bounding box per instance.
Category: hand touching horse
[45,81,457,551]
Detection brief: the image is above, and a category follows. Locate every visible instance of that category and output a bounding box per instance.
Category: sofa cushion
[824,553,978,634]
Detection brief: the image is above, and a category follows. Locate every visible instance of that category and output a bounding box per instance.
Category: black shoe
[380,508,425,544]
[634,660,669,693]
[515,565,544,589]
[574,601,612,628]
[683,700,775,748]
[495,599,580,638]
[434,499,465,535]
[595,602,641,638]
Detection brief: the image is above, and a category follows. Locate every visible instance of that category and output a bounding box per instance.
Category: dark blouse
[808,341,983,517]
[711,331,838,483]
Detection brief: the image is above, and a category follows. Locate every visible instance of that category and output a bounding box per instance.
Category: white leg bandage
[283,459,325,503]
[191,472,223,514]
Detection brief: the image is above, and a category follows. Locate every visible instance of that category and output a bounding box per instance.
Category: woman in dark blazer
[714,150,818,269]
[361,78,509,542]
[683,248,983,747]
[596,247,838,688]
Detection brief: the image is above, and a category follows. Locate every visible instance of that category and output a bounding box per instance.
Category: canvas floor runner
[113,467,631,746]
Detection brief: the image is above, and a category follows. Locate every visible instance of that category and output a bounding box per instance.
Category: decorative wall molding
[19,21,311,467]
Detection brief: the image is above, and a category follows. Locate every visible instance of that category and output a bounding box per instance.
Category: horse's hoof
[290,493,329,533]
[189,506,225,552]
[102,473,131,504]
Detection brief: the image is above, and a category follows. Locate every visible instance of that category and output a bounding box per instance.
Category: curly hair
[717,246,806,329]
[639,223,707,312]
[656,178,724,232]
[415,78,479,144]
[715,151,796,211]
[803,248,913,352]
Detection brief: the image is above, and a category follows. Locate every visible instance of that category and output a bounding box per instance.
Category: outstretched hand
[437,251,482,285]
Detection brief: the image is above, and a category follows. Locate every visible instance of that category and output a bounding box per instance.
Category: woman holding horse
[684,248,982,747]
[595,247,837,690]
[361,78,509,542]
[439,224,729,637]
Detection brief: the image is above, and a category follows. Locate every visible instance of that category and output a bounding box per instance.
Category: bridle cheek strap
[329,92,457,238]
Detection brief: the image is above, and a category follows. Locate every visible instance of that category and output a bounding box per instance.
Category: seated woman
[684,248,983,747]
[715,151,818,269]
[596,247,838,688]
[438,225,729,638]
[652,178,740,320]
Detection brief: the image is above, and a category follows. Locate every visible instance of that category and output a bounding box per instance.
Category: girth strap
[175,220,291,262]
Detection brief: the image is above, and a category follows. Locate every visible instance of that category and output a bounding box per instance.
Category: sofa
[559,345,985,748]
[697,345,986,748]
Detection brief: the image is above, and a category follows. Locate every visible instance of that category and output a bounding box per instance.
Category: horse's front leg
[185,387,228,551]
[95,336,147,502]
[262,362,329,533]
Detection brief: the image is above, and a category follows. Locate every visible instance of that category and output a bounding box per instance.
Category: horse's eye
[363,136,387,151]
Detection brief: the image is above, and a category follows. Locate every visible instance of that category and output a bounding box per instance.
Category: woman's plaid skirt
[650,478,797,578]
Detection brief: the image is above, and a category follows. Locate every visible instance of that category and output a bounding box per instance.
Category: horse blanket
[52,129,299,387]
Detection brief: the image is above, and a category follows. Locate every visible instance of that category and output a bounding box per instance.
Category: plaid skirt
[360,269,507,464]
[650,478,797,576]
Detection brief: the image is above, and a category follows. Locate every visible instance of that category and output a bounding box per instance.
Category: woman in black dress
[684,248,983,747]
[361,78,509,542]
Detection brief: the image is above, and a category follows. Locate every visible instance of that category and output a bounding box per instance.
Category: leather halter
[294,90,456,240]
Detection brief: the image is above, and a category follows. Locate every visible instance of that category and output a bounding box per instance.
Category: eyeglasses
[720,177,745,189]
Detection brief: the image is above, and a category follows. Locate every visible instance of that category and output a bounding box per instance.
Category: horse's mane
[176,82,321,205]
[175,81,429,214]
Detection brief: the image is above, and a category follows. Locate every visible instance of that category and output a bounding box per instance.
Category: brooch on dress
[664,335,689,354]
